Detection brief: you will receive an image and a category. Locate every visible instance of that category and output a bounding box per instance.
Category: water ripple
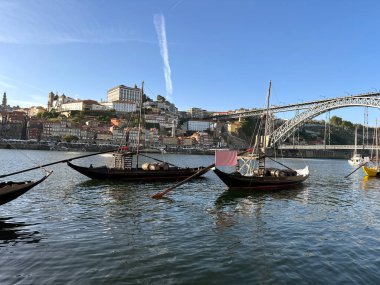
[1,152,380,284]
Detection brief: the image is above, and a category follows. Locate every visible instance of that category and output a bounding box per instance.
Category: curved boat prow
[296,166,309,177]
[362,165,379,177]
[0,171,52,206]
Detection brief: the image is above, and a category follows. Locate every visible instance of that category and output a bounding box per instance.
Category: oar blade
[152,189,169,199]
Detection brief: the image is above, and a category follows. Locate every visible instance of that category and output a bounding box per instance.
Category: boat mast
[135,81,144,168]
[354,125,358,155]
[258,80,271,174]
[264,80,272,143]
[376,119,378,168]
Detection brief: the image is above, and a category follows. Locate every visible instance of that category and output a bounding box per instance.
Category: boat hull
[67,162,206,182]
[0,172,52,206]
[213,168,309,190]
[362,165,380,177]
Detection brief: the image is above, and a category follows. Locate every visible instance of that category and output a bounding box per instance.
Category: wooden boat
[0,171,52,206]
[67,82,207,182]
[213,166,309,190]
[362,122,380,176]
[212,81,309,190]
[67,155,206,182]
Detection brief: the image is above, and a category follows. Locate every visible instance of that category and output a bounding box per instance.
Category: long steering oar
[344,162,366,178]
[152,163,216,199]
[267,157,296,172]
[0,148,119,179]
[152,150,248,199]
[138,153,179,167]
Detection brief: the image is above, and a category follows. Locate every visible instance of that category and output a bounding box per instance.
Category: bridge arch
[269,96,380,147]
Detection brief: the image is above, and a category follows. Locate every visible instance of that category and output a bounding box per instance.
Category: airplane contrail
[154,14,173,100]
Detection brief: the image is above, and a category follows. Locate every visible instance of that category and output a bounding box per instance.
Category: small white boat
[348,126,364,166]
[348,153,364,166]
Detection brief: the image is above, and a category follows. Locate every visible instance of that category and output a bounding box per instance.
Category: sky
[1,0,380,125]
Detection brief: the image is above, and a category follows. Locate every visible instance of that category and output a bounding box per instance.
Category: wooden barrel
[159,163,169,171]
[149,163,160,170]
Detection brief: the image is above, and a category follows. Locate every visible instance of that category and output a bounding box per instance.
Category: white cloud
[154,14,173,100]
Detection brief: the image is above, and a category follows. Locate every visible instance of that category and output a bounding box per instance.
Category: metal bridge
[209,91,380,147]
[278,144,376,150]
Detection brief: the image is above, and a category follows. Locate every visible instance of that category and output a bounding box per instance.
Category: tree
[63,135,79,142]
[240,117,260,138]
[157,95,166,102]
[330,115,342,126]
[341,120,354,130]
[41,110,59,119]
[142,93,152,103]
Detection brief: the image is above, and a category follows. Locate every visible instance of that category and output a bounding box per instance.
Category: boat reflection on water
[361,176,380,190]
[0,218,41,246]
[211,185,305,230]
[71,179,180,207]
[215,184,305,207]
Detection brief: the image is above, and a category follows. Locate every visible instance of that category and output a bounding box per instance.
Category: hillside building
[107,85,142,106]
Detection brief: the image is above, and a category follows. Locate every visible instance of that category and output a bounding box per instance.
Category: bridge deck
[278,145,376,150]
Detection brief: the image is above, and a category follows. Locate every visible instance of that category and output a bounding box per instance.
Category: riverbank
[0,141,365,158]
[0,141,216,155]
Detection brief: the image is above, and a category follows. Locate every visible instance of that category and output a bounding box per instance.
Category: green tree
[157,95,166,102]
[63,135,79,142]
[240,117,260,138]
[341,120,354,130]
[41,110,59,119]
[330,115,342,126]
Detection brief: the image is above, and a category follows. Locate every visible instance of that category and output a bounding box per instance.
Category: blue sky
[1,0,380,125]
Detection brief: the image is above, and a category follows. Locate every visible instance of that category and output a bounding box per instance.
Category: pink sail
[215,150,237,166]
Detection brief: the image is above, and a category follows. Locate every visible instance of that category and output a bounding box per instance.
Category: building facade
[182,120,214,132]
[101,101,137,113]
[107,85,142,106]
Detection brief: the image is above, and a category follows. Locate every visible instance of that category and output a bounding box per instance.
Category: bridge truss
[211,92,380,120]
[269,96,380,147]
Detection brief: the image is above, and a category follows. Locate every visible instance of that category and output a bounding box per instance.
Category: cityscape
[0,85,374,156]
[0,83,253,151]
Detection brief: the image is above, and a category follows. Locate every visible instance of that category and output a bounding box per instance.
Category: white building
[107,85,142,106]
[61,100,101,112]
[144,114,166,125]
[47,92,76,112]
[101,101,137,113]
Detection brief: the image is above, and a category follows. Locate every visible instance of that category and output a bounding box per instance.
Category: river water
[0,149,379,284]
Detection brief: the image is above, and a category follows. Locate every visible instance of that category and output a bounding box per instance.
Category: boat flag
[215,150,238,166]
